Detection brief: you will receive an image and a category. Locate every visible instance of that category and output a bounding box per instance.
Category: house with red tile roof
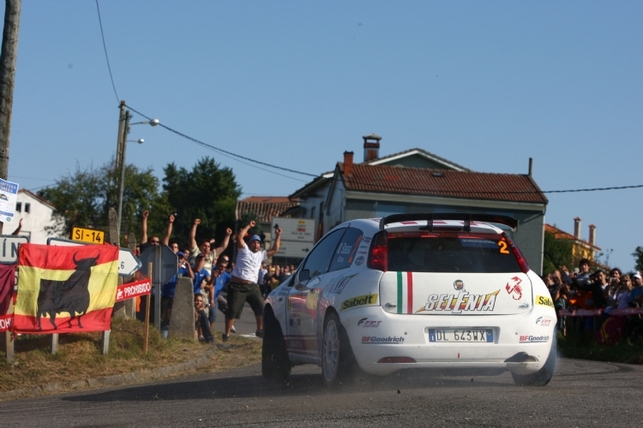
[290,134,549,273]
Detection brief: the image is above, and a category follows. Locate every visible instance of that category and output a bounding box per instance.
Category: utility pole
[0,0,21,236]
[114,100,129,245]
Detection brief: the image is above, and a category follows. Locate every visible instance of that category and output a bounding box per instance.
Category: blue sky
[3,1,642,271]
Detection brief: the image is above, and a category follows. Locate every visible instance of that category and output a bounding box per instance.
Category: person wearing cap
[223,220,281,341]
[630,272,643,306]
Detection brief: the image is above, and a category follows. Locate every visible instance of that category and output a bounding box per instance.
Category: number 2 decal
[498,241,510,254]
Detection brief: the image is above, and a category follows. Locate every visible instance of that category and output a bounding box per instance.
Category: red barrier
[558,307,643,317]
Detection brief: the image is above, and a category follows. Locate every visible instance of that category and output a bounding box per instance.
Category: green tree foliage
[162,157,241,245]
[632,246,643,272]
[542,231,573,274]
[38,160,167,242]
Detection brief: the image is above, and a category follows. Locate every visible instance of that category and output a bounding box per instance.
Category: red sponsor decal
[505,276,523,300]
[116,278,152,302]
[0,314,12,332]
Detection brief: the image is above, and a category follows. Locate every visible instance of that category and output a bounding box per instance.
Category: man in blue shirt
[192,254,211,296]
[208,255,232,329]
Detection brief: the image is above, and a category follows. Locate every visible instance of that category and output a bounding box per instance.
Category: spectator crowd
[544,258,643,342]
[135,212,289,344]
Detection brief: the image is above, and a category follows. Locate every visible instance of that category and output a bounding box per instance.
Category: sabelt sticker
[536,295,554,308]
[341,294,378,311]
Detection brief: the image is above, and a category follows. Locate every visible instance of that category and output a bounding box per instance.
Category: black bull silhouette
[36,253,99,330]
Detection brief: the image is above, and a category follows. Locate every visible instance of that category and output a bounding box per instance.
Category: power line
[95,0,119,103]
[125,104,318,178]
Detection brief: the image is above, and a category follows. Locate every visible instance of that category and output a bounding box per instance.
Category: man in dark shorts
[223,220,281,341]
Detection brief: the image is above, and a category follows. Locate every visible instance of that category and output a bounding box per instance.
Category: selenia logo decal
[416,290,500,313]
[536,295,554,308]
[341,294,378,311]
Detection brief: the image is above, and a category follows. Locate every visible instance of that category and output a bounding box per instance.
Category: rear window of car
[386,232,521,273]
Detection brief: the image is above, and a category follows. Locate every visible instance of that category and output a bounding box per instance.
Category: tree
[632,246,643,272]
[542,231,573,274]
[162,157,241,245]
[38,159,167,242]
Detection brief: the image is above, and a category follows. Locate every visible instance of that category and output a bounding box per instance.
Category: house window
[15,202,21,212]
[311,206,316,220]
[24,203,30,213]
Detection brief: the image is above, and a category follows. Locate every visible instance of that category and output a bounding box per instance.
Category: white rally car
[262,213,557,387]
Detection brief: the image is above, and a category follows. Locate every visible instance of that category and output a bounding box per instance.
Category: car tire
[262,307,292,382]
[321,312,358,388]
[511,340,556,387]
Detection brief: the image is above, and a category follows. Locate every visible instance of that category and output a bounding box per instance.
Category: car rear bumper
[341,306,556,376]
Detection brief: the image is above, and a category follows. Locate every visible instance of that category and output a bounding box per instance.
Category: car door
[285,228,346,358]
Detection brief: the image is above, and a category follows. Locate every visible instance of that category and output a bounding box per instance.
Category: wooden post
[50,333,58,354]
[3,297,15,363]
[101,330,110,355]
[143,262,152,354]
[3,331,14,363]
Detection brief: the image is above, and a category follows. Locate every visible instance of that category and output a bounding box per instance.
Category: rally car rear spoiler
[379,213,518,232]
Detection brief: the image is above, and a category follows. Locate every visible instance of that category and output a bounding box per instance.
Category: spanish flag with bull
[13,243,119,333]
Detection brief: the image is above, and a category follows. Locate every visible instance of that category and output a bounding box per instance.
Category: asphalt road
[2,352,642,427]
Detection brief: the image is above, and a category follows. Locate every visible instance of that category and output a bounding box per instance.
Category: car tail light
[504,233,530,273]
[367,230,388,272]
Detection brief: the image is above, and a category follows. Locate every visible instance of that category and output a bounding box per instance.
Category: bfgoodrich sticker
[361,336,404,344]
[519,335,550,343]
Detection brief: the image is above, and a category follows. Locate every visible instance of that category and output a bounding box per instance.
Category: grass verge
[0,318,261,395]
[557,330,643,364]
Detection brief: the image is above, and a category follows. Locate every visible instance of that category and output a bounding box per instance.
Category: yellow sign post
[71,227,105,244]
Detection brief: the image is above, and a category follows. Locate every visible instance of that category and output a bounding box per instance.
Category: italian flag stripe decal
[396,271,413,314]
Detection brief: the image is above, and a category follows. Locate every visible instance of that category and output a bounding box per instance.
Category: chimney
[343,151,354,176]
[363,133,381,161]
[589,224,596,246]
[573,217,581,240]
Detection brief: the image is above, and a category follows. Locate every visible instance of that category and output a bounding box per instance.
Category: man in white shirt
[223,220,281,341]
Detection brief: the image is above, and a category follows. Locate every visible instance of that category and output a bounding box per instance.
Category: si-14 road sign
[47,237,141,276]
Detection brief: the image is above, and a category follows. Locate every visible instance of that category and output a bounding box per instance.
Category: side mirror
[299,269,310,282]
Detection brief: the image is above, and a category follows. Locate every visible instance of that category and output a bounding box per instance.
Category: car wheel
[511,340,556,387]
[322,312,357,387]
[262,307,291,382]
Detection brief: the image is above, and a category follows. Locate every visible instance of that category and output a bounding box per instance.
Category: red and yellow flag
[13,243,119,334]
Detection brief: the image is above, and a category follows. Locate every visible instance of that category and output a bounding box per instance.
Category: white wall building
[11,189,64,244]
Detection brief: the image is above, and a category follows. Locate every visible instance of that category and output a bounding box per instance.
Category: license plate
[428,329,493,343]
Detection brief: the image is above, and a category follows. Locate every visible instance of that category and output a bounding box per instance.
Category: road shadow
[62,366,514,403]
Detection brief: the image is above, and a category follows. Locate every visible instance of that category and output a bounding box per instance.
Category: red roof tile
[340,163,547,204]
[237,196,299,223]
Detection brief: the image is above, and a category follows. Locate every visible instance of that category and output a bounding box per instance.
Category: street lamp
[115,100,159,244]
